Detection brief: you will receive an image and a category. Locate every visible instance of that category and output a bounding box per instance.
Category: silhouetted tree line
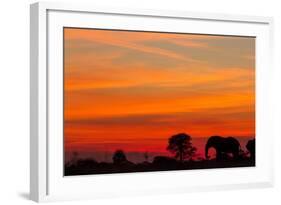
[65,133,255,176]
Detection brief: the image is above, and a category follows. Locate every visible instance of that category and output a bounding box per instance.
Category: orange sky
[64,28,255,162]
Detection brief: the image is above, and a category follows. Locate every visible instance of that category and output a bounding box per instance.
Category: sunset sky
[64,28,255,162]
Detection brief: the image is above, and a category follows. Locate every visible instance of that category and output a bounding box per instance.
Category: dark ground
[64,157,255,176]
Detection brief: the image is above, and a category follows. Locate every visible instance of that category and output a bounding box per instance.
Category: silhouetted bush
[112,150,127,164]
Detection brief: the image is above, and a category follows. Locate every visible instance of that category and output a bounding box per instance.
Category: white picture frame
[30,2,274,202]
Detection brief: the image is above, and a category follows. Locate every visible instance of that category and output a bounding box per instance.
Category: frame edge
[39,1,272,24]
[30,2,48,202]
[30,2,39,202]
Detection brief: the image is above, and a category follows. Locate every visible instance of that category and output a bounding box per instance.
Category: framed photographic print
[30,2,274,202]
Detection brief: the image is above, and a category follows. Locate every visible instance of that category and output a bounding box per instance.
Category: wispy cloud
[64,28,255,154]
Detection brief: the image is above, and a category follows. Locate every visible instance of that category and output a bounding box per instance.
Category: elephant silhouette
[246,139,255,160]
[205,136,241,160]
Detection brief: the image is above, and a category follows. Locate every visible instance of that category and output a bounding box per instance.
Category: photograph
[63,28,256,176]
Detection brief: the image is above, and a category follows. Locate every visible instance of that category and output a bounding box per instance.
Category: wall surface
[0,0,280,204]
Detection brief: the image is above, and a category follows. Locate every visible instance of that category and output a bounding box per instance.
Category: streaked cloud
[64,28,255,159]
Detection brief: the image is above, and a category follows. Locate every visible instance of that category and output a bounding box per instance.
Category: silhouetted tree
[112,150,127,164]
[167,133,197,162]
